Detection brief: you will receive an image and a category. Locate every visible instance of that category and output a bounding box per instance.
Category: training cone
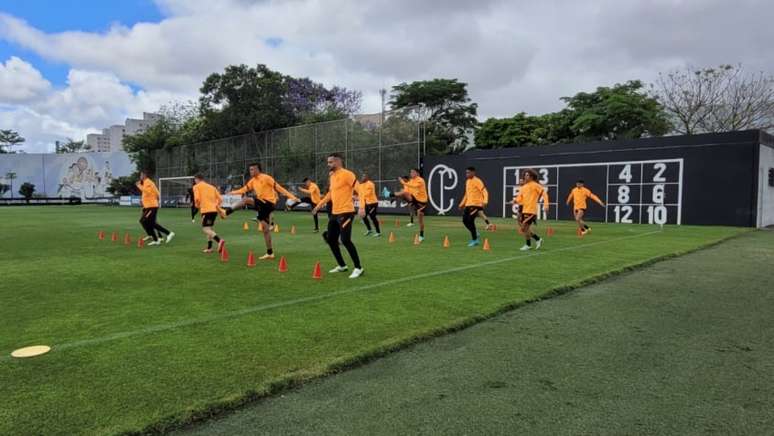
[220,246,230,262]
[98,230,105,240]
[242,222,249,231]
[137,237,145,248]
[547,226,555,237]
[246,250,256,267]
[395,218,400,227]
[278,256,288,272]
[379,219,384,225]
[123,233,131,245]
[290,225,296,235]
[483,238,491,251]
[258,222,264,232]
[274,224,280,233]
[388,232,396,243]
[413,233,420,245]
[577,227,584,238]
[111,231,118,242]
[442,235,450,248]
[312,261,322,279]
[492,224,498,231]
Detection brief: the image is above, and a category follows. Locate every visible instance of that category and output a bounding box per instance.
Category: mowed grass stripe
[0,206,747,436]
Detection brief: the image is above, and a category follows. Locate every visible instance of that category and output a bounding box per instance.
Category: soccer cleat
[329,265,348,273]
[165,232,175,243]
[147,240,161,246]
[467,239,480,247]
[363,230,372,236]
[192,219,196,223]
[583,227,591,235]
[418,236,425,242]
[406,222,414,227]
[202,248,213,254]
[217,239,226,254]
[259,253,275,260]
[313,228,319,233]
[142,236,153,242]
[373,232,382,238]
[520,244,531,251]
[535,239,543,250]
[348,268,364,279]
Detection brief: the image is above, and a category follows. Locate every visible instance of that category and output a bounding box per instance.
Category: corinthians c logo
[428,164,459,215]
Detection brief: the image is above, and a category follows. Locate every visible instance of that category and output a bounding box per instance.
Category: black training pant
[140,207,171,241]
[324,213,361,269]
[362,203,380,233]
[462,206,481,240]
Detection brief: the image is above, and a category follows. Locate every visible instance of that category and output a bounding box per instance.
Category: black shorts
[520,213,537,226]
[201,212,217,227]
[365,203,378,215]
[252,199,275,221]
[410,196,428,213]
[464,206,483,216]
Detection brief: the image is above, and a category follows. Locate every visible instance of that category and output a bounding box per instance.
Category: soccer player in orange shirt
[458,166,489,246]
[396,168,428,242]
[291,177,322,232]
[355,173,381,237]
[566,179,605,235]
[192,174,226,254]
[224,163,299,259]
[514,169,549,251]
[136,170,174,246]
[312,153,365,278]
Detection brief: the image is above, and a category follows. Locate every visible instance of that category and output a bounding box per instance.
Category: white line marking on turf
[2,230,662,361]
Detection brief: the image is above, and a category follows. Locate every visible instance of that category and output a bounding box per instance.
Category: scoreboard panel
[502,159,683,225]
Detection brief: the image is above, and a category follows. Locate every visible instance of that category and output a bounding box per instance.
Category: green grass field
[0,206,748,435]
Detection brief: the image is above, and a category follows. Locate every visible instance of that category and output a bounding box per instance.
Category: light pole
[5,171,17,199]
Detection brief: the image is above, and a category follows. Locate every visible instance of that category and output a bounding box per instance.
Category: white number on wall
[652,184,665,204]
[619,164,633,183]
[539,168,549,184]
[614,205,633,223]
[647,205,667,225]
[617,185,630,203]
[653,163,667,182]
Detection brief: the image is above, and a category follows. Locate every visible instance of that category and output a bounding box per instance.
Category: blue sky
[0,0,163,86]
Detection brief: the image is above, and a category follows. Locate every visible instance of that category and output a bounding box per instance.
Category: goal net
[158,176,195,208]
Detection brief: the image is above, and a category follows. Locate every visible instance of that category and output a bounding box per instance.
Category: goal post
[158,176,195,208]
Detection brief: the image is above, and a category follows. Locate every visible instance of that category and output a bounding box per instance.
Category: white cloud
[0,0,773,151]
[0,56,51,103]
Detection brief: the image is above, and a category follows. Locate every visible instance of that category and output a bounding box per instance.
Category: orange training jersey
[401,176,428,202]
[515,181,549,215]
[319,168,357,214]
[356,181,378,205]
[567,187,603,210]
[460,176,488,208]
[140,178,159,208]
[302,182,322,204]
[230,173,298,205]
[193,181,222,214]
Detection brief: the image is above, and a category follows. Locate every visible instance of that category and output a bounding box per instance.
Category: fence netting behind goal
[154,107,424,202]
[158,176,194,207]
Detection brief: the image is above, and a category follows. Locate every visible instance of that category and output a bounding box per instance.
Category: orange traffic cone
[137,237,145,248]
[483,238,491,251]
[312,261,322,279]
[577,227,584,238]
[274,224,280,233]
[123,233,131,245]
[98,230,105,240]
[111,231,118,242]
[278,256,288,272]
[413,233,420,245]
[258,222,264,232]
[442,235,450,248]
[395,218,400,227]
[492,224,497,231]
[246,250,256,267]
[242,222,249,231]
[547,226,555,237]
[379,219,384,225]
[388,232,396,243]
[290,225,296,235]
[220,246,230,262]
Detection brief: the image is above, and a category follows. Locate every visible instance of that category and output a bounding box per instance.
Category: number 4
[619,164,632,183]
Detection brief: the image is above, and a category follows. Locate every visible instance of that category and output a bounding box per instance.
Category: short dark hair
[248,162,262,171]
[302,177,310,182]
[141,169,152,177]
[466,166,476,172]
[576,179,585,184]
[328,152,343,160]
[411,167,421,174]
[194,174,204,180]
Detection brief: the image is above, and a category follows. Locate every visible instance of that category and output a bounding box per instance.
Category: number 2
[653,163,666,182]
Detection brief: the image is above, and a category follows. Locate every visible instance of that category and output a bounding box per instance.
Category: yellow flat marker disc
[11,345,51,358]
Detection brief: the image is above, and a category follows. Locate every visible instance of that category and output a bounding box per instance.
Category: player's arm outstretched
[589,191,605,207]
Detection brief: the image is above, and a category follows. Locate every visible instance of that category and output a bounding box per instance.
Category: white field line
[2,230,662,361]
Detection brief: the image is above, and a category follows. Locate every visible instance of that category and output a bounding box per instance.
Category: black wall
[423,130,768,227]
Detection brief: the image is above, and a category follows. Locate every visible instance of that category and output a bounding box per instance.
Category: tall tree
[390,79,478,154]
[476,111,575,149]
[561,80,671,141]
[56,139,91,154]
[0,129,25,153]
[5,171,17,198]
[652,64,774,134]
